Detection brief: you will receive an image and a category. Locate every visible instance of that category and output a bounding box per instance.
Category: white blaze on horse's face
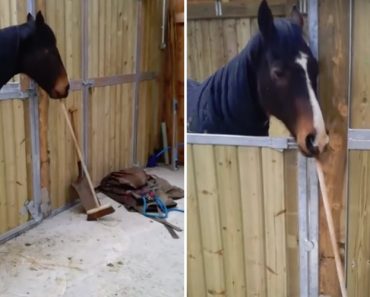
[295,51,329,154]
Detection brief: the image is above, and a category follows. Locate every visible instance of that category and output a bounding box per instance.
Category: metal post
[298,154,309,296]
[132,0,143,166]
[296,1,320,296]
[171,98,178,170]
[81,0,89,165]
[26,0,42,221]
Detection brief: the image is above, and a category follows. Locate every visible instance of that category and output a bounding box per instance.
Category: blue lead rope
[141,195,184,219]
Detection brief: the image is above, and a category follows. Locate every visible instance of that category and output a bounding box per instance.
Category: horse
[0,11,69,99]
[187,0,329,157]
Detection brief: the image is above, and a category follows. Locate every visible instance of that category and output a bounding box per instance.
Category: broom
[316,160,347,297]
[60,101,115,220]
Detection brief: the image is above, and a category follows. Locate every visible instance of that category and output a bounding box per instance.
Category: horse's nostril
[305,133,319,156]
[66,83,70,92]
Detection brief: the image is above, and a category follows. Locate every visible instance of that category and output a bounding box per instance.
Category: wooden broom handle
[60,101,99,205]
[316,161,347,297]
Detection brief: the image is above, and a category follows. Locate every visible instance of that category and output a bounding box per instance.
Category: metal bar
[132,0,143,166]
[160,0,168,49]
[298,154,309,297]
[348,129,370,149]
[0,83,30,100]
[171,98,178,170]
[81,0,89,165]
[27,0,42,222]
[187,133,297,149]
[348,139,370,150]
[307,158,319,296]
[69,72,158,91]
[50,200,80,217]
[27,0,35,15]
[297,1,320,296]
[348,128,370,140]
[0,219,40,245]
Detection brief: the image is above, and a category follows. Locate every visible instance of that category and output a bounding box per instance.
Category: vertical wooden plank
[319,0,349,295]
[209,19,226,74]
[12,100,28,226]
[98,0,106,77]
[192,144,226,296]
[187,145,207,297]
[214,145,246,297]
[349,0,370,128]
[199,20,211,79]
[261,148,287,297]
[283,150,299,296]
[347,1,370,294]
[0,102,7,233]
[235,18,250,53]
[222,19,238,62]
[347,151,370,296]
[238,147,267,297]
[1,101,17,229]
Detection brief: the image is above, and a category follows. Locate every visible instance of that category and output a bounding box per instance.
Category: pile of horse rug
[98,168,184,238]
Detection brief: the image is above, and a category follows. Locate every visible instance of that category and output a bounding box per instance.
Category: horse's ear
[291,5,304,28]
[27,13,34,22]
[258,0,275,40]
[35,11,45,26]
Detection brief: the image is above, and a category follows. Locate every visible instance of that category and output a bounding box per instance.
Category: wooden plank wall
[42,0,83,210]
[0,0,165,234]
[87,0,137,183]
[187,2,290,137]
[36,0,165,211]
[0,2,31,234]
[187,144,299,297]
[347,1,370,296]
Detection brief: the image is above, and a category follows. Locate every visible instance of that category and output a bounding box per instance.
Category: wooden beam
[318,0,349,295]
[187,2,286,20]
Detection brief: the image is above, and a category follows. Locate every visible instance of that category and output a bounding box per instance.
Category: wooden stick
[60,101,100,206]
[316,160,347,297]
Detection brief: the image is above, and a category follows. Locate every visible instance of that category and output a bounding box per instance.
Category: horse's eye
[272,68,285,79]
[43,49,49,54]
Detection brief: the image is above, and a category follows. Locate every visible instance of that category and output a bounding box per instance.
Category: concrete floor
[0,167,184,297]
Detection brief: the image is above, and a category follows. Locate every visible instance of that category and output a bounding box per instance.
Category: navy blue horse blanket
[187,35,269,136]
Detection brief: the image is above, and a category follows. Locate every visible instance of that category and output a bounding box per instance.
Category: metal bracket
[215,0,222,17]
[82,79,94,88]
[25,200,42,222]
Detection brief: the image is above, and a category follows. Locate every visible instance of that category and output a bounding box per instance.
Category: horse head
[18,11,69,99]
[257,0,329,157]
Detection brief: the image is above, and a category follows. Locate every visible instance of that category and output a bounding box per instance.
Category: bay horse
[0,11,69,99]
[187,0,329,157]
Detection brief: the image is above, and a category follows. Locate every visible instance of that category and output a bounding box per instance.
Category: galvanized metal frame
[297,1,320,296]
[187,133,297,149]
[81,0,89,164]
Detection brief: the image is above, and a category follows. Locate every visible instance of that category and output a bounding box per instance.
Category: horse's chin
[49,89,69,99]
